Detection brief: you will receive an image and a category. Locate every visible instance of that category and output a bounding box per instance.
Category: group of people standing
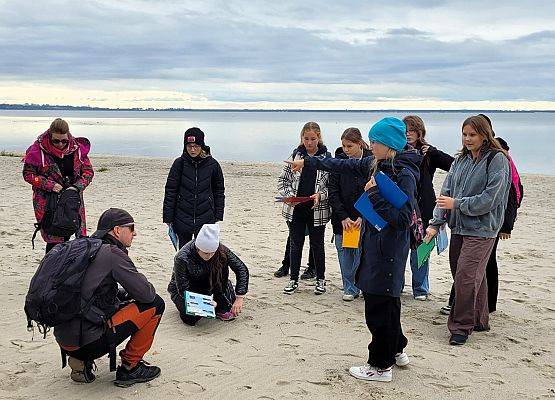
[22,113,522,386]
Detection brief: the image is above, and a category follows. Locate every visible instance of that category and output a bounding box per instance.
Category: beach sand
[0,154,553,399]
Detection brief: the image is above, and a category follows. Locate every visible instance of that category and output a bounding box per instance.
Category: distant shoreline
[0,103,553,113]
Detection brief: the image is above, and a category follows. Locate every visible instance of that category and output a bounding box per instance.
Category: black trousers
[281,232,315,270]
[363,293,407,369]
[171,280,236,326]
[448,236,500,313]
[288,209,325,281]
[177,232,193,250]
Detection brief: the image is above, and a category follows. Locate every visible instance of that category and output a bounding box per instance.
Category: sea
[0,110,552,175]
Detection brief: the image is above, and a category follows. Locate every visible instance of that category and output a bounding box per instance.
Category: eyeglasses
[51,138,69,145]
[186,143,201,149]
[120,223,134,232]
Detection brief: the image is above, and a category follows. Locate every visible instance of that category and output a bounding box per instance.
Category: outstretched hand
[285,159,304,173]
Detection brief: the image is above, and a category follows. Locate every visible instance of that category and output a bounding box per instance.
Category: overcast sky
[0,0,554,109]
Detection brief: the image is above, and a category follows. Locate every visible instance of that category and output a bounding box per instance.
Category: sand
[0,154,553,400]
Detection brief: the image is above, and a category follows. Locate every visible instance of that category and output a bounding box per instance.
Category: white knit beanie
[195,224,220,253]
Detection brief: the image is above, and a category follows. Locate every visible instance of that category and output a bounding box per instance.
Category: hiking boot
[440,304,451,315]
[274,265,289,278]
[114,360,161,387]
[349,364,392,382]
[68,357,96,383]
[314,279,326,295]
[300,267,316,280]
[216,311,236,321]
[449,334,468,345]
[395,352,410,367]
[283,280,299,294]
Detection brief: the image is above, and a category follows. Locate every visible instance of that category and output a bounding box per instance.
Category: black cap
[184,127,206,149]
[91,208,134,238]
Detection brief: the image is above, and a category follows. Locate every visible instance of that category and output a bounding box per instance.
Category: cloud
[0,0,553,107]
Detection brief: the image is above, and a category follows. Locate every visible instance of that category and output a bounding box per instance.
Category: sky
[0,0,554,110]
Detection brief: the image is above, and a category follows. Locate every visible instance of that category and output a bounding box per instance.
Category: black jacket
[163,149,225,236]
[328,147,373,234]
[500,173,523,234]
[417,145,454,229]
[305,150,422,297]
[167,240,249,300]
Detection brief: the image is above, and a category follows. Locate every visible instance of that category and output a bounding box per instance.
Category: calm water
[0,110,552,174]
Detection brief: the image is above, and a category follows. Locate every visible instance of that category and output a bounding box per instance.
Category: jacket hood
[380,146,422,182]
[334,146,372,159]
[23,131,91,167]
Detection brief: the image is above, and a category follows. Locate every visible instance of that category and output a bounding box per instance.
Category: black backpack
[32,189,82,248]
[24,237,104,338]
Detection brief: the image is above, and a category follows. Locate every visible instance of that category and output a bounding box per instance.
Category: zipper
[193,162,198,228]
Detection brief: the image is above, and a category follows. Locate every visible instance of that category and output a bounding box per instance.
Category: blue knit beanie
[368,117,407,152]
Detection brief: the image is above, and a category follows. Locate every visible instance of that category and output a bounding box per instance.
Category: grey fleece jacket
[429,150,510,238]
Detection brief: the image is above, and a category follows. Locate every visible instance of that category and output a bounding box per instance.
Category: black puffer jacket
[328,147,373,234]
[163,147,225,236]
[167,240,249,300]
[417,145,454,229]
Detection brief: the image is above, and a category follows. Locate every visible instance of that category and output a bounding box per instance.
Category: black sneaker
[300,267,316,280]
[283,280,299,294]
[114,360,161,387]
[449,334,468,345]
[274,266,289,278]
[314,279,326,295]
[68,357,96,383]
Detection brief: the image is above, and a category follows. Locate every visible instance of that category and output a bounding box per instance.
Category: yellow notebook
[342,227,361,248]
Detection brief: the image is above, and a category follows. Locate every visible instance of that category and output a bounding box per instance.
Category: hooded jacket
[304,150,422,296]
[163,144,225,236]
[328,147,373,235]
[23,131,94,243]
[429,149,510,238]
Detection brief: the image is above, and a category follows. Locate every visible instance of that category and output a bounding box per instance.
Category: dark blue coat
[305,150,421,297]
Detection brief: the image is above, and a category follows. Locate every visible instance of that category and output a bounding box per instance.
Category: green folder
[417,238,436,268]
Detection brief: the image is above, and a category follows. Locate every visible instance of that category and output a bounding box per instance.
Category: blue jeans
[409,249,430,297]
[334,234,361,296]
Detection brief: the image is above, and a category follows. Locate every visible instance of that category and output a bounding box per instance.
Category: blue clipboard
[354,193,387,231]
[374,171,408,209]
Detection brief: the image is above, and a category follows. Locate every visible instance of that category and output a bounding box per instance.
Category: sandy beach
[0,154,553,400]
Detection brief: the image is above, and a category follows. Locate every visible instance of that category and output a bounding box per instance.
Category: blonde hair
[298,121,324,146]
[457,115,507,159]
[403,115,427,147]
[369,148,397,177]
[341,127,370,150]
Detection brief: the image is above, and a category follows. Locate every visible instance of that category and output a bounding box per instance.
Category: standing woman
[425,115,510,345]
[288,117,422,382]
[23,118,94,254]
[163,127,225,249]
[328,127,372,301]
[278,122,331,295]
[403,115,454,300]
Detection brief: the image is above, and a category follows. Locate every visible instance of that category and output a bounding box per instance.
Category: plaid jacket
[277,146,331,226]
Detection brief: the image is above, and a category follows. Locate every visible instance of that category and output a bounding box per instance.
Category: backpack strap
[31,223,41,249]
[485,149,499,173]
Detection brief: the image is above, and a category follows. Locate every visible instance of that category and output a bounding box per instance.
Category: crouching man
[54,208,165,387]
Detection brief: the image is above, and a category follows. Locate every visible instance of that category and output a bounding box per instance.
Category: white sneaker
[349,364,392,382]
[342,294,355,301]
[395,352,410,367]
[414,295,428,301]
[283,280,298,294]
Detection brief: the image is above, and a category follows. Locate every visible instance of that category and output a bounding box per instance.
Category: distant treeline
[0,103,551,113]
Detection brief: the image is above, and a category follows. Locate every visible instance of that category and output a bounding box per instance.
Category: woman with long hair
[23,118,94,253]
[168,224,249,326]
[403,115,454,300]
[425,115,510,345]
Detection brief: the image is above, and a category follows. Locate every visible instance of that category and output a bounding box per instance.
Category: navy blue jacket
[305,150,421,297]
[328,147,373,235]
[163,148,225,236]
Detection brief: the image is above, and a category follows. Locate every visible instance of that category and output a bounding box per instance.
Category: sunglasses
[120,223,135,232]
[51,138,69,145]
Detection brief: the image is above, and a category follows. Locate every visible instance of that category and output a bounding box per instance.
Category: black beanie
[184,127,206,149]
